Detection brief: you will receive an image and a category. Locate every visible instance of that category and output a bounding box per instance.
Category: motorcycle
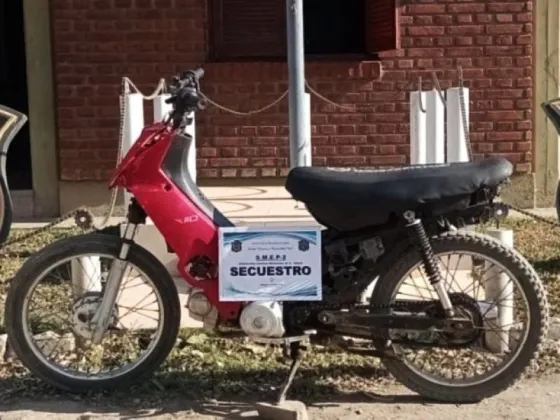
[3,69,550,403]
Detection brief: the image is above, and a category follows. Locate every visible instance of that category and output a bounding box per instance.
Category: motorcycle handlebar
[164,68,207,129]
[164,68,205,105]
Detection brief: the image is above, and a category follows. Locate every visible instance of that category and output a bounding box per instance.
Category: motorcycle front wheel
[370,231,549,403]
[4,233,181,392]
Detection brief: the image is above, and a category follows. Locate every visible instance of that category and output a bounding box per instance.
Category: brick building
[1,0,548,218]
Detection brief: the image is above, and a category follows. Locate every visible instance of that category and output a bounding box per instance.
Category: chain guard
[289,293,484,350]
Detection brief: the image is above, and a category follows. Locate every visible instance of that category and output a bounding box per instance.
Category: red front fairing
[109,122,242,320]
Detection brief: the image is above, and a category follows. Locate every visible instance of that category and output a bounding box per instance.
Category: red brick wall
[50,0,533,181]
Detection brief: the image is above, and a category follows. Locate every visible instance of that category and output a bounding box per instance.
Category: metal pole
[286,0,309,168]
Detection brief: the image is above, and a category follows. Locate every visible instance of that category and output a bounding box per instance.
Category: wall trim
[22,0,59,217]
[534,0,559,207]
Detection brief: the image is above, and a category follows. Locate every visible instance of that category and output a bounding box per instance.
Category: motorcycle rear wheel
[4,233,181,392]
[371,231,549,403]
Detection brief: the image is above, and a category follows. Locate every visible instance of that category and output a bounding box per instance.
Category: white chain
[198,79,418,116]
[305,79,417,112]
[199,90,288,116]
[123,77,167,100]
[304,81,355,111]
[91,77,130,229]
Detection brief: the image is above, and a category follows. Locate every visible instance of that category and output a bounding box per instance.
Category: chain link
[123,77,167,100]
[199,90,288,116]
[503,203,560,228]
[199,79,418,116]
[305,79,417,113]
[92,77,129,230]
[304,81,355,111]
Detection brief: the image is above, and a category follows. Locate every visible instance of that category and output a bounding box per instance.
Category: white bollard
[122,92,145,209]
[153,93,172,123]
[483,228,514,353]
[71,92,144,298]
[425,89,445,164]
[410,91,427,165]
[446,87,470,163]
[71,256,102,298]
[148,94,174,225]
[185,112,197,183]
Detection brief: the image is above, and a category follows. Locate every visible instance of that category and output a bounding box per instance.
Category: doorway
[0,1,32,190]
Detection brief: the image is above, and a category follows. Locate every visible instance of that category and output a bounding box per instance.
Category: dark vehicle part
[0,105,27,244]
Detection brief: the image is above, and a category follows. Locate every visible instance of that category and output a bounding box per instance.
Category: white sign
[218,226,322,302]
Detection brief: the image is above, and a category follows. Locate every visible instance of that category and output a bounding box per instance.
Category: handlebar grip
[190,68,204,80]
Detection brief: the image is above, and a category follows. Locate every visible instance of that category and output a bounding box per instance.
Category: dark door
[0,1,32,190]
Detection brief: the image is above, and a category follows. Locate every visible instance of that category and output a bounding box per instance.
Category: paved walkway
[11,186,559,229]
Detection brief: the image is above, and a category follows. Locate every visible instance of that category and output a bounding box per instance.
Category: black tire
[4,233,181,392]
[371,231,549,403]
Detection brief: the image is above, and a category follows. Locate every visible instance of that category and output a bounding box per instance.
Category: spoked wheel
[371,231,549,402]
[4,233,180,392]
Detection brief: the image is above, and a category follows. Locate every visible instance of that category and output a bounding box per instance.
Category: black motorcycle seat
[285,157,512,230]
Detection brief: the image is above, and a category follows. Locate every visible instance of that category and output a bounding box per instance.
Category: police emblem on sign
[298,239,309,252]
[231,240,242,253]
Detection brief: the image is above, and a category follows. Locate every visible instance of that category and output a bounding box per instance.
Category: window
[209,0,400,61]
[304,0,365,55]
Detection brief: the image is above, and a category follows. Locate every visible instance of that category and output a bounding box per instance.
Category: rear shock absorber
[403,210,455,316]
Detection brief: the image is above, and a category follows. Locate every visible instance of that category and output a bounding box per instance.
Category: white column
[148,94,173,225]
[153,94,172,123]
[71,256,102,298]
[425,89,445,164]
[185,112,197,183]
[71,93,144,298]
[410,91,427,165]
[446,87,470,163]
[483,229,515,353]
[122,93,145,209]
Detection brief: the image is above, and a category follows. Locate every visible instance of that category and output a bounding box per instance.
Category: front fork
[403,211,455,317]
[90,202,143,344]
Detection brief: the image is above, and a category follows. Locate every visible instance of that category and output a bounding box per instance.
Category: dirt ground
[0,375,559,420]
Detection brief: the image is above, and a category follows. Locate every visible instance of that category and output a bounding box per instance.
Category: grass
[1,218,560,404]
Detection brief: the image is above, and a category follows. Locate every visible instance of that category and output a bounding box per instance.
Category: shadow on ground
[0,364,451,419]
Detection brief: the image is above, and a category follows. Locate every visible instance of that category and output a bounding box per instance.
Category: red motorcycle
[4,69,549,403]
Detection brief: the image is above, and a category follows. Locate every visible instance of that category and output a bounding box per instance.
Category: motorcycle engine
[239,301,285,338]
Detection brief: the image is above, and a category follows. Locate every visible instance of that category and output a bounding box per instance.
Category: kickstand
[276,341,306,405]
